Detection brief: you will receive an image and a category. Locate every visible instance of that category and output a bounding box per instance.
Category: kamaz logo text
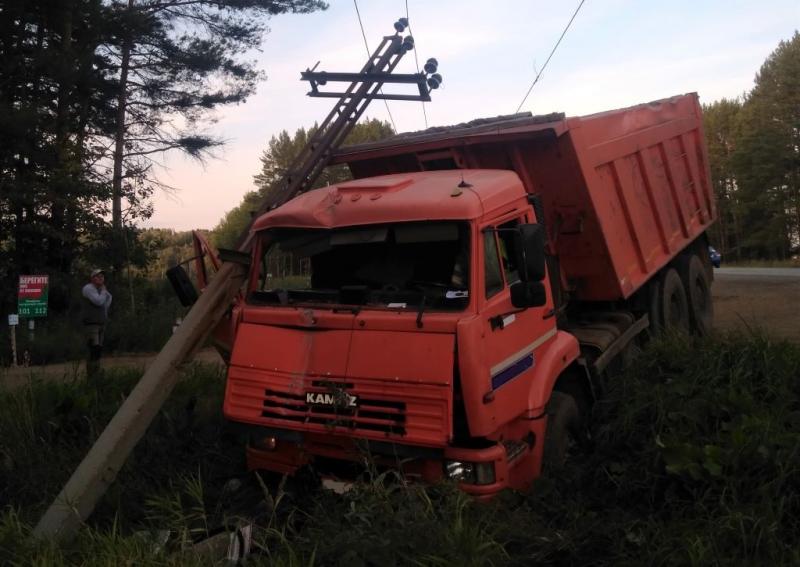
[305,391,358,408]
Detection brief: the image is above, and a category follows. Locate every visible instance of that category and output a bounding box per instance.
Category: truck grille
[225,367,450,446]
[262,388,407,436]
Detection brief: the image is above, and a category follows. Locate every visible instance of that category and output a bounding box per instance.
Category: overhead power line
[353,0,398,132]
[515,0,587,113]
[405,0,428,128]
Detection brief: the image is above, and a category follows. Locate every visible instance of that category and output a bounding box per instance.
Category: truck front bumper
[245,416,547,498]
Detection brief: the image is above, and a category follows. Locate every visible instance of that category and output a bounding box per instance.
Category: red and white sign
[18,275,48,299]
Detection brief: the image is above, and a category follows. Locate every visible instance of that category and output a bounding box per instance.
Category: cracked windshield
[250,222,470,310]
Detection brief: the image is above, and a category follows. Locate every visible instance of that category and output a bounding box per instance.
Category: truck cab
[224,169,579,495]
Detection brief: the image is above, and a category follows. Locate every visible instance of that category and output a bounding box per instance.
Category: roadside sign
[18,275,49,317]
[8,314,19,326]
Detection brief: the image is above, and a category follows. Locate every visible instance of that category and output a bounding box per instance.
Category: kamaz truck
[221,93,715,497]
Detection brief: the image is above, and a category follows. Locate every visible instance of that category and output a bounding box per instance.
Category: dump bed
[332,93,715,302]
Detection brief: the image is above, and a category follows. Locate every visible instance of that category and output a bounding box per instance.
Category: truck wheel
[543,391,581,470]
[660,268,690,332]
[685,254,713,336]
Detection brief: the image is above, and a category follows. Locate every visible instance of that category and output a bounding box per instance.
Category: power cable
[405,0,428,128]
[515,0,587,113]
[353,0,398,132]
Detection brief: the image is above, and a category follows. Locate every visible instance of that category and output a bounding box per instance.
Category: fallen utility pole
[34,18,440,542]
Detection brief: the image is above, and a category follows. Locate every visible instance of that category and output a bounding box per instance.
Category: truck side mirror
[510,281,547,308]
[167,265,199,307]
[516,224,546,281]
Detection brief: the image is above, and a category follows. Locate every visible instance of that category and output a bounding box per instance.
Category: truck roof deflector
[336,177,413,194]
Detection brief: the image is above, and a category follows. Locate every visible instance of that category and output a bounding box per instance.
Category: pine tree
[732,32,800,259]
[703,99,743,259]
[0,0,117,309]
[103,0,327,268]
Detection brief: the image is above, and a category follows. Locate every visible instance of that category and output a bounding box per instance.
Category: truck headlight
[445,460,474,482]
[444,460,495,485]
[249,434,277,451]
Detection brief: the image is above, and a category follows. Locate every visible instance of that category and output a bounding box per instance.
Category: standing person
[82,268,112,377]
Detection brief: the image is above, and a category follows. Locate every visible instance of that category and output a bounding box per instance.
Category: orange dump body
[331,93,715,301]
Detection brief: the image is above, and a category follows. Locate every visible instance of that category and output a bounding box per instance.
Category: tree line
[703,32,799,261]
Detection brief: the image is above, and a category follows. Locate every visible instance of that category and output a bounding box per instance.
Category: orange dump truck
[223,93,715,495]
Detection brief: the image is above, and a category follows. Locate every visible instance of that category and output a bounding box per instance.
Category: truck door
[479,212,557,427]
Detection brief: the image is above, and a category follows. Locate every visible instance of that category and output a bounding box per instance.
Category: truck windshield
[248,222,470,311]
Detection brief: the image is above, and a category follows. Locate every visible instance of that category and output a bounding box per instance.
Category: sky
[145,0,800,231]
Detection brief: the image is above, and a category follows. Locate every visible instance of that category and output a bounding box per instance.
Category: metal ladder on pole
[242,21,440,237]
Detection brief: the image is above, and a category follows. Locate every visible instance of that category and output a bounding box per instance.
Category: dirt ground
[0,348,224,390]
[712,272,800,342]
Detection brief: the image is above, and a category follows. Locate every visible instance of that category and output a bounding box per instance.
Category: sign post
[8,314,19,367]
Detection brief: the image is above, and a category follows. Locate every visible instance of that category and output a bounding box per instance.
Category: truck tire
[660,268,690,332]
[685,254,713,336]
[543,391,581,470]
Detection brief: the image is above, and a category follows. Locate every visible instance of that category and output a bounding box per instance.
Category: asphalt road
[712,266,799,342]
[715,267,800,278]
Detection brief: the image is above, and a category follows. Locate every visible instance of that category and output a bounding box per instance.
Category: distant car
[708,246,721,268]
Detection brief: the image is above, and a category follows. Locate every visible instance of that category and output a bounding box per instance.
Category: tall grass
[0,362,235,524]
[2,331,799,565]
[494,331,800,565]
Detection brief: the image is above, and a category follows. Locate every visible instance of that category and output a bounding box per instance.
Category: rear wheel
[660,268,690,332]
[543,391,581,470]
[685,254,713,336]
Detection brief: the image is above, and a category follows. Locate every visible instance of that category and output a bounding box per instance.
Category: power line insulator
[427,73,442,89]
[424,58,438,74]
[402,35,415,51]
[394,18,408,32]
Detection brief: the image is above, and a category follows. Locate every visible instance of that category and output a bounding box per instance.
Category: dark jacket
[82,283,112,324]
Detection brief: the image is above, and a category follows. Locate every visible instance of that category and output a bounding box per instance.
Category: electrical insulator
[427,73,442,89]
[402,35,415,51]
[424,58,438,74]
[394,18,408,32]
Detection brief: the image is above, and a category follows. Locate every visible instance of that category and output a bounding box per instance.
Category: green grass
[2,332,800,565]
[0,362,238,524]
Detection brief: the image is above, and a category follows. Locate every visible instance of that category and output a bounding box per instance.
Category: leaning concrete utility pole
[34,19,441,542]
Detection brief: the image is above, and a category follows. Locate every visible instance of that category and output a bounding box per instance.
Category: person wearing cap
[82,268,112,377]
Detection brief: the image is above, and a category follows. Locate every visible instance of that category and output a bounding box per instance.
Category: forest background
[0,1,797,364]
